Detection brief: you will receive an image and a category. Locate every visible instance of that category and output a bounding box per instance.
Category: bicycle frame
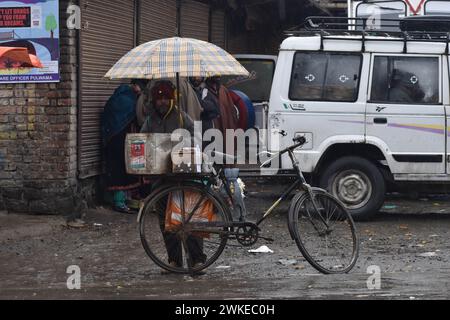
[216,142,331,230]
[143,138,331,239]
[138,137,359,275]
[255,147,309,226]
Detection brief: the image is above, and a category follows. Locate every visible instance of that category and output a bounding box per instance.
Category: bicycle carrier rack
[285,16,450,54]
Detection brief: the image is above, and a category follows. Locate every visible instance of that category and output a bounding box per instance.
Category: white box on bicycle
[125,133,175,175]
[171,147,213,174]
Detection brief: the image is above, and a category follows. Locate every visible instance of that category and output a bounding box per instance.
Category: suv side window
[289,52,362,102]
[370,56,440,104]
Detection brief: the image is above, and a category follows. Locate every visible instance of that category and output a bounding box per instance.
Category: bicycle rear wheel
[139,183,231,274]
[289,188,359,274]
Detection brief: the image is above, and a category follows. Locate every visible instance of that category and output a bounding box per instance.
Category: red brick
[0,106,16,114]
[0,90,13,98]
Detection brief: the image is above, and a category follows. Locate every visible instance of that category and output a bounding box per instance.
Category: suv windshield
[223,58,276,102]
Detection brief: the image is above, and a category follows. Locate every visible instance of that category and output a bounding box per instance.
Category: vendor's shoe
[192,262,207,275]
[161,261,180,274]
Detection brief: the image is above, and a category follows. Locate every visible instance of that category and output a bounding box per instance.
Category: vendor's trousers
[157,196,207,266]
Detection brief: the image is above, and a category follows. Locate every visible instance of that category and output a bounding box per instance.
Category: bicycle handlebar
[210,136,307,168]
[259,136,307,168]
[281,136,307,153]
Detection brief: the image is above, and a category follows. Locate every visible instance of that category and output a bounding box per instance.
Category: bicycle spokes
[139,184,230,274]
[292,190,359,274]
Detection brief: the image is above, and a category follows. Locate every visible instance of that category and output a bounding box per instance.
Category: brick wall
[0,0,81,215]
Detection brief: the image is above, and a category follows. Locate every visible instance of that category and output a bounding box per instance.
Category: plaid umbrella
[105,37,249,80]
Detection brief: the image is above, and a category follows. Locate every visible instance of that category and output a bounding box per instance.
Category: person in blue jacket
[101,79,148,213]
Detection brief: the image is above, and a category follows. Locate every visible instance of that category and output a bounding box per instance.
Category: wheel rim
[139,185,229,274]
[331,170,372,210]
[292,191,359,274]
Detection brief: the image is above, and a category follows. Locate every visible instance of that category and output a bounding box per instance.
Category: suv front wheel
[319,156,385,221]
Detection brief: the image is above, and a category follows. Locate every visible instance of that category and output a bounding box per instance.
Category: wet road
[1,187,450,300]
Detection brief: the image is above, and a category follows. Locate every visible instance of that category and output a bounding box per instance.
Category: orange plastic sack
[165,191,216,238]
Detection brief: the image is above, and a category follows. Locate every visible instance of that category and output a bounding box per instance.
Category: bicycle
[137,135,359,275]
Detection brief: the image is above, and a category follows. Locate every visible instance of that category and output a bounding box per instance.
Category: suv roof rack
[284,16,450,53]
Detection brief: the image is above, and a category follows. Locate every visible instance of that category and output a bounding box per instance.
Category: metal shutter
[210,9,226,49]
[180,0,209,41]
[78,0,136,178]
[139,0,177,44]
[227,33,250,54]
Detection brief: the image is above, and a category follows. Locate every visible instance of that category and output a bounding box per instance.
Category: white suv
[267,16,450,219]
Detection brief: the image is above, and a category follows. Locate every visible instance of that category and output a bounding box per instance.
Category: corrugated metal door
[227,32,250,54]
[79,0,136,178]
[210,9,226,49]
[180,0,209,41]
[139,0,177,44]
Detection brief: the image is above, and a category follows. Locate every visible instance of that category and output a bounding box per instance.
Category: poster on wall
[0,0,59,83]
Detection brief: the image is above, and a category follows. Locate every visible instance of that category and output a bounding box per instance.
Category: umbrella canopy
[105,37,249,80]
[0,47,43,68]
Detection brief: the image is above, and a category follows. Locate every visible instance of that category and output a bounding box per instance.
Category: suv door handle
[374,118,387,124]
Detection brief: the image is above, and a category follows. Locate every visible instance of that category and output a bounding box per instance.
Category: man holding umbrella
[141,80,206,271]
[105,36,249,273]
[140,80,194,134]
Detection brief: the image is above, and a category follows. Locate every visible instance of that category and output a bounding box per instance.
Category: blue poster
[0,0,59,83]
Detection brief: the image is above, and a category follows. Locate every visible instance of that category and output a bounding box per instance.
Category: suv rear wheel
[319,156,385,221]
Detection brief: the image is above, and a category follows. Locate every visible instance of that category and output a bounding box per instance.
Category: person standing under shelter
[140,80,195,134]
[189,76,220,135]
[136,78,203,128]
[175,77,203,123]
[140,80,206,270]
[205,76,239,154]
[206,76,238,133]
[101,79,147,213]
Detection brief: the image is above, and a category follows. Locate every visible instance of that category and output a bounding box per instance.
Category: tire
[319,156,386,221]
[138,183,231,274]
[289,188,359,274]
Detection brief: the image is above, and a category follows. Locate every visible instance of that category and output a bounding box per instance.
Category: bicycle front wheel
[139,183,231,274]
[289,188,359,274]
